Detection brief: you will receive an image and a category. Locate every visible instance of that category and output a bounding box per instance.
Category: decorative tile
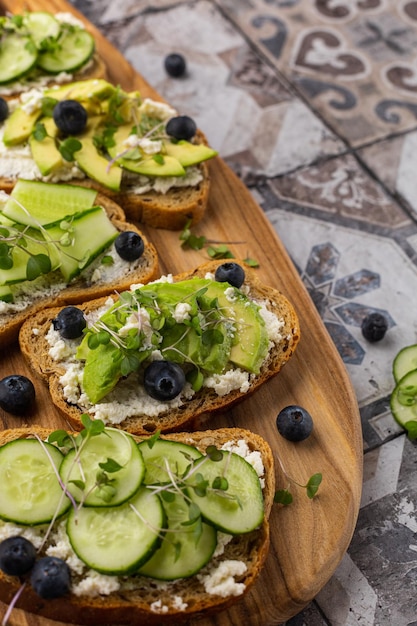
[215,0,417,146]
[78,0,345,178]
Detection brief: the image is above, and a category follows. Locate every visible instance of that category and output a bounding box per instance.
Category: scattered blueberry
[115,231,145,262]
[0,536,37,576]
[276,405,314,442]
[143,360,186,401]
[166,115,197,141]
[53,99,87,135]
[53,306,86,339]
[164,53,187,78]
[0,375,35,415]
[361,312,388,342]
[214,262,245,289]
[0,97,9,123]
[30,556,70,599]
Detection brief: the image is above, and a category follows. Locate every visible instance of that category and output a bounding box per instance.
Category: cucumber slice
[0,439,70,525]
[393,344,417,383]
[0,33,37,84]
[139,493,217,580]
[137,439,202,485]
[3,180,97,228]
[46,206,118,282]
[37,28,95,74]
[66,486,164,575]
[59,428,145,507]
[23,11,61,48]
[390,369,417,431]
[187,451,264,535]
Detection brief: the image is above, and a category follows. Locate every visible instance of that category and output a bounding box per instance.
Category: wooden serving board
[0,1,363,625]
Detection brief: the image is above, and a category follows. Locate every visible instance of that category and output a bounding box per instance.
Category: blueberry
[53,99,87,135]
[143,361,186,401]
[115,231,145,262]
[53,306,86,339]
[361,312,388,342]
[166,115,197,141]
[214,262,245,289]
[0,536,36,576]
[0,375,35,415]
[276,405,313,442]
[164,53,187,78]
[30,556,70,599]
[0,97,9,123]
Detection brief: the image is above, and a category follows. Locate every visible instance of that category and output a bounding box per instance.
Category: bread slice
[0,191,159,347]
[18,259,300,434]
[0,425,274,625]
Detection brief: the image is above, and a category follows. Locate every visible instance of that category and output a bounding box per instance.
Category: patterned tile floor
[71,1,417,624]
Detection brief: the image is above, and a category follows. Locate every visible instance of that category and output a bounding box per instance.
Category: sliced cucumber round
[390,369,417,430]
[59,428,145,507]
[137,439,202,485]
[37,28,94,74]
[0,439,70,525]
[393,344,417,384]
[187,451,264,535]
[66,486,164,575]
[139,493,217,580]
[23,12,60,47]
[0,33,38,84]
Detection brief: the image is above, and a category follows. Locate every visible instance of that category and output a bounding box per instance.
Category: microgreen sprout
[273,453,322,505]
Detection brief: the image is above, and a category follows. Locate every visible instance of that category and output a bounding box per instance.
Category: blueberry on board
[115,231,145,262]
[164,53,187,78]
[0,375,35,415]
[53,306,86,339]
[30,556,71,599]
[53,99,88,135]
[0,536,37,576]
[0,97,9,123]
[361,312,388,342]
[144,361,186,401]
[276,405,313,442]
[214,262,245,289]
[166,115,197,141]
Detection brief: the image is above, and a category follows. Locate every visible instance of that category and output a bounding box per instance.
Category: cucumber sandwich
[0,179,159,346]
[0,424,274,625]
[0,11,106,98]
[0,78,217,229]
[19,259,300,434]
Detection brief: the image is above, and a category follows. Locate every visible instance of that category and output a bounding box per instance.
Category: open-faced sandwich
[0,77,217,229]
[18,259,300,433]
[0,423,274,625]
[0,11,106,99]
[0,178,159,346]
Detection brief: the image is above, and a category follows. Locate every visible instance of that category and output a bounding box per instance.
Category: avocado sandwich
[18,259,300,434]
[0,77,217,230]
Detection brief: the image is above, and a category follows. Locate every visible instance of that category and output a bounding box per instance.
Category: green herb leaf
[153,153,165,165]
[207,245,234,260]
[33,122,48,142]
[70,479,86,492]
[41,97,58,117]
[26,253,51,280]
[306,473,322,499]
[244,257,259,268]
[212,476,229,491]
[98,457,124,473]
[59,138,82,162]
[405,420,417,440]
[48,429,73,448]
[274,489,293,505]
[206,446,223,462]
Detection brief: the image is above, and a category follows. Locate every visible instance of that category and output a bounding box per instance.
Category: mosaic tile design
[70,1,417,624]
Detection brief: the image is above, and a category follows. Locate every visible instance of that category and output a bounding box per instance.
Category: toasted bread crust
[0,192,159,347]
[0,426,274,625]
[18,260,300,434]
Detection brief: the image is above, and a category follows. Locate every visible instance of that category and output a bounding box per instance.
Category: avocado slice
[3,107,42,146]
[163,140,217,167]
[30,117,63,176]
[75,136,122,192]
[44,79,116,103]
